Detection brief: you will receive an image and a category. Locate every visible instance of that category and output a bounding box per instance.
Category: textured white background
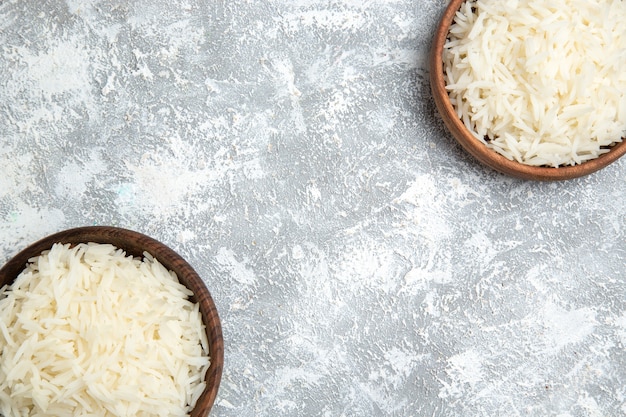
[1,0,625,416]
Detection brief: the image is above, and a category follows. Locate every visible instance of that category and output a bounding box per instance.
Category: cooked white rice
[0,243,210,417]
[443,0,626,167]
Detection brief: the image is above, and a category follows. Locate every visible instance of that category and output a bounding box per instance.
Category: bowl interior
[0,226,223,417]
[430,0,626,181]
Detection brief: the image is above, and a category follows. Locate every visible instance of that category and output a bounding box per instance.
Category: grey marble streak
[0,0,625,416]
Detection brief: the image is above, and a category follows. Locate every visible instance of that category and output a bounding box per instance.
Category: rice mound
[0,242,210,417]
[443,0,626,167]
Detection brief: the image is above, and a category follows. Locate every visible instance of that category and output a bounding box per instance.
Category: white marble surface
[1,0,625,416]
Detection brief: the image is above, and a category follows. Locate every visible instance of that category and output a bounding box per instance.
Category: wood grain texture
[0,226,223,417]
[429,0,626,181]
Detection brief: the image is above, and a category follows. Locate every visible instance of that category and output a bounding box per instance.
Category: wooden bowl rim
[430,0,626,181]
[0,226,223,417]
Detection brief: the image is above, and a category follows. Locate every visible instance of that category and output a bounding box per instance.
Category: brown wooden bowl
[0,226,223,417]
[430,0,626,181]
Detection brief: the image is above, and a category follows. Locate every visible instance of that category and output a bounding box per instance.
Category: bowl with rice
[430,0,626,180]
[0,226,223,417]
